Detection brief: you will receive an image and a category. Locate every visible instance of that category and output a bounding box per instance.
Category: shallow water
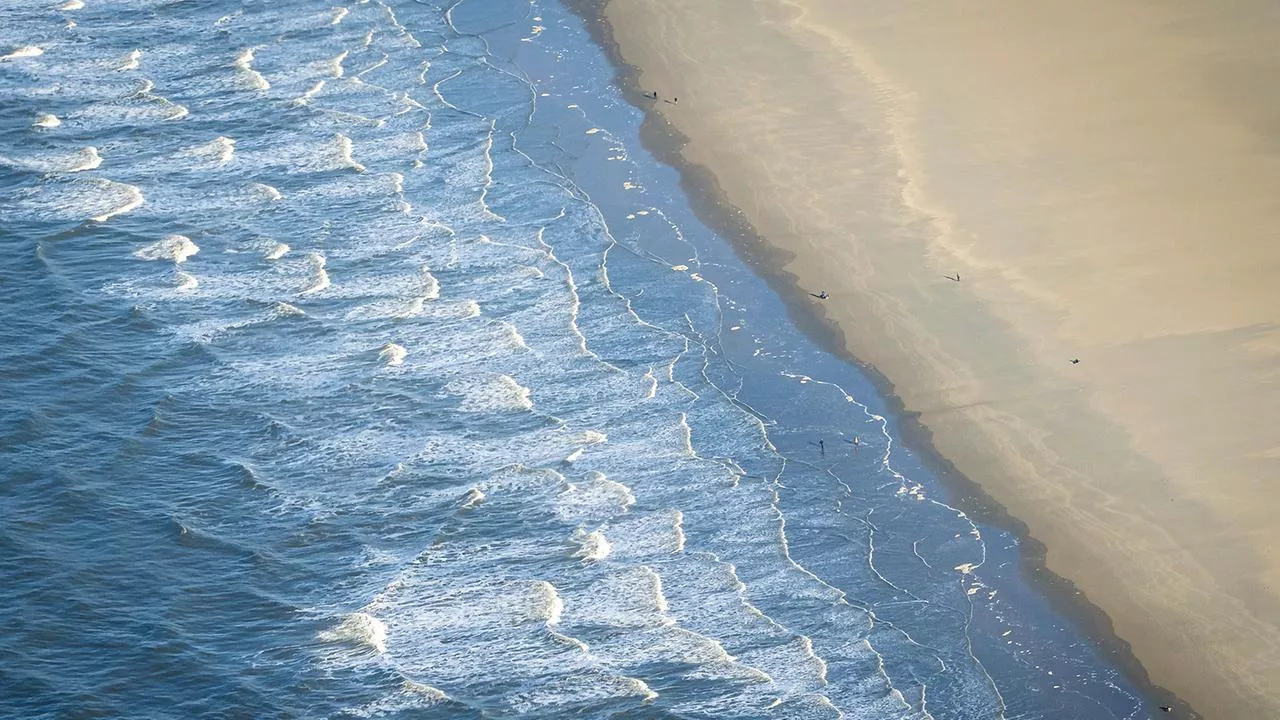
[1,1,1155,717]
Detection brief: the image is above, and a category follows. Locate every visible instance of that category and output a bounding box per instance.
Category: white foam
[293,79,325,105]
[134,234,199,263]
[379,342,406,366]
[302,251,330,294]
[251,183,283,201]
[1,46,43,62]
[448,374,533,412]
[90,180,144,222]
[264,242,290,260]
[573,528,612,561]
[672,510,686,553]
[677,413,695,457]
[330,7,349,25]
[578,430,608,445]
[529,580,563,625]
[233,48,270,90]
[59,0,85,9]
[66,146,101,172]
[419,266,440,297]
[501,322,528,350]
[34,113,61,128]
[186,136,235,165]
[393,297,424,318]
[4,146,100,173]
[319,612,387,654]
[334,134,365,172]
[461,487,485,508]
[642,368,658,399]
[175,271,199,291]
[327,50,348,78]
[118,49,141,71]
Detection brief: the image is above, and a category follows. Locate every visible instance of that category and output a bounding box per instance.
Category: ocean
[1,0,1157,717]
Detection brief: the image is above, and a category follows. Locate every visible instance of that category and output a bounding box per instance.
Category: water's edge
[561,0,1196,715]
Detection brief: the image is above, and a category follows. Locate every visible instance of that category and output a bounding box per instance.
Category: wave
[2,146,100,173]
[34,113,61,128]
[58,0,83,9]
[393,297,424,318]
[1,46,43,62]
[272,302,305,317]
[185,136,235,165]
[318,612,387,654]
[330,7,349,25]
[528,580,563,625]
[233,48,270,90]
[251,183,283,202]
[66,147,101,172]
[89,180,144,222]
[460,487,485,509]
[418,267,440,299]
[293,79,325,106]
[334,134,365,172]
[118,49,141,71]
[572,528,612,561]
[134,234,199,263]
[345,681,450,718]
[301,252,330,294]
[500,321,529,350]
[672,510,686,553]
[448,374,533,412]
[556,470,634,524]
[327,50,348,78]
[677,413,695,457]
[175,271,199,292]
[378,342,406,366]
[264,242,289,260]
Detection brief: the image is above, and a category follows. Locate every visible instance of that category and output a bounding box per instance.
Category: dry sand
[587,0,1280,716]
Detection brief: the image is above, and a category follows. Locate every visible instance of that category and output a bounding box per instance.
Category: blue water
[0,1,1157,718]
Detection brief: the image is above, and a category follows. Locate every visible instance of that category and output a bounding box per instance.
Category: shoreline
[564,0,1204,715]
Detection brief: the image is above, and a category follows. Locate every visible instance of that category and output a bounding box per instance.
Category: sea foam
[134,234,199,263]
[319,612,387,654]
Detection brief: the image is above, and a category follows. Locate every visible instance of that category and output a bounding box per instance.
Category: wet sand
[574,0,1280,717]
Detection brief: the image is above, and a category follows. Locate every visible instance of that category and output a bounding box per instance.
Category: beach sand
[580,0,1280,716]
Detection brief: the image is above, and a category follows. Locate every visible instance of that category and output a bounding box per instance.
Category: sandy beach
[579,0,1280,716]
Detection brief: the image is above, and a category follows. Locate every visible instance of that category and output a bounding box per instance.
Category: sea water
[0,0,1153,717]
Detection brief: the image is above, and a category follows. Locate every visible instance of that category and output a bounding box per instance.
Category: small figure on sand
[1070,358,1080,365]
[1158,707,1172,714]
[810,290,829,300]
[664,97,678,104]
[645,90,658,100]
[945,273,960,282]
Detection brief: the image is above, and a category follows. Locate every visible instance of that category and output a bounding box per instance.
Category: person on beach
[811,290,829,300]
[819,439,825,455]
